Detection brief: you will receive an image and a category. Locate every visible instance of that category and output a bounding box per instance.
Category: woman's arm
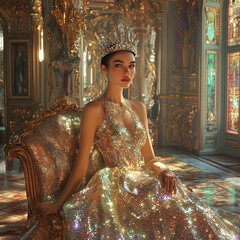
[38,101,104,219]
[131,101,176,195]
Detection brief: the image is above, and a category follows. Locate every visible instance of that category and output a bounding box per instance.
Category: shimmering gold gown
[20,98,240,240]
[63,98,240,240]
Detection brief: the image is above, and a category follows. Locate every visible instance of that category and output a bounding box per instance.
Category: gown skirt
[19,98,240,240]
[63,166,240,240]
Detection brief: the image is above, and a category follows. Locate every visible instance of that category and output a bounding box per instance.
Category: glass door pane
[206,51,218,133]
[227,52,239,134]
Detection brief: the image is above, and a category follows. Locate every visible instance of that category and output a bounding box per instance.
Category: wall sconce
[39,27,44,62]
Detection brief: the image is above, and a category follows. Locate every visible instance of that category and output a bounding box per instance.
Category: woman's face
[101,51,136,88]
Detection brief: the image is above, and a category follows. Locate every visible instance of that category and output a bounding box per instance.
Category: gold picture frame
[9,39,31,98]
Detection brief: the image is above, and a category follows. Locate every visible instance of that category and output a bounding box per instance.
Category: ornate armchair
[4,97,104,239]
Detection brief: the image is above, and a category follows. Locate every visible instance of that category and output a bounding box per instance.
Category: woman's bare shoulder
[84,99,104,110]
[82,100,105,120]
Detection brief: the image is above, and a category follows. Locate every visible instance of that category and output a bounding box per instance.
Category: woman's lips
[121,77,130,82]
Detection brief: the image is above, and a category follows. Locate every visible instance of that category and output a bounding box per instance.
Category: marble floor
[0,146,240,239]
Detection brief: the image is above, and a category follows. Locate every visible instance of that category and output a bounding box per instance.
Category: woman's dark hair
[100,52,116,68]
[100,50,135,68]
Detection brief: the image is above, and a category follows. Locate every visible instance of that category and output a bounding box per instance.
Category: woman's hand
[159,168,177,196]
[37,202,60,215]
[36,202,61,226]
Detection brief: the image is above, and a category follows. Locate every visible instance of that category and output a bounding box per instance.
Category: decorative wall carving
[31,0,43,31]
[0,0,31,32]
[9,107,34,141]
[51,0,85,58]
[42,0,86,106]
[114,0,165,26]
[167,102,198,151]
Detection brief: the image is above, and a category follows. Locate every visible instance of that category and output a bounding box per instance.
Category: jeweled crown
[100,23,139,58]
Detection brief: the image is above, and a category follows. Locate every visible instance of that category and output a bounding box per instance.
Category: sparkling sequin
[63,99,240,239]
[20,99,240,239]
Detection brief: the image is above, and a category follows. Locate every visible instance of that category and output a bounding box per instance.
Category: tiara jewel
[100,23,139,58]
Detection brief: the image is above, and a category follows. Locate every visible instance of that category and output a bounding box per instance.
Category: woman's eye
[115,64,122,68]
[129,65,135,69]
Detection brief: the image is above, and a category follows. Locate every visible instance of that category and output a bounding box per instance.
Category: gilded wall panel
[158,0,202,151]
[167,102,198,151]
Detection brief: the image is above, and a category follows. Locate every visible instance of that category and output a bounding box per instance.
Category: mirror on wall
[0,21,5,144]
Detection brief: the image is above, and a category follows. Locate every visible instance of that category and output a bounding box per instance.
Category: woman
[32,25,240,239]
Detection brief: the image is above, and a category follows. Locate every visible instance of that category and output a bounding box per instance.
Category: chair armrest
[4,140,40,218]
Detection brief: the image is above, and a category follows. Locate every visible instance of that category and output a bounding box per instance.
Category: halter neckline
[102,96,126,107]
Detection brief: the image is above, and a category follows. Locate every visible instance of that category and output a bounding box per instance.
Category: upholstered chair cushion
[24,111,104,203]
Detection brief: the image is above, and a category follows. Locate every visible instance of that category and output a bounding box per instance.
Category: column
[135,28,146,102]
[155,23,162,96]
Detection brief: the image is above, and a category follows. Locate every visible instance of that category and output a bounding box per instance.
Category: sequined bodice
[94,98,147,170]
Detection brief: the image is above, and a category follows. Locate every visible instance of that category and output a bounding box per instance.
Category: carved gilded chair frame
[4,97,82,217]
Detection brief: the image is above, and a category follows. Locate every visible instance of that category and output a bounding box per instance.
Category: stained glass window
[228,0,240,46]
[227,52,239,134]
[206,51,217,133]
[206,8,219,45]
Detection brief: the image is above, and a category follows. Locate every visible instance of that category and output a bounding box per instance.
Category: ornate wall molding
[167,103,198,151]
[42,0,86,106]
[31,0,43,31]
[159,94,198,101]
[51,0,86,58]
[9,107,34,140]
[0,0,31,33]
[114,0,165,27]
